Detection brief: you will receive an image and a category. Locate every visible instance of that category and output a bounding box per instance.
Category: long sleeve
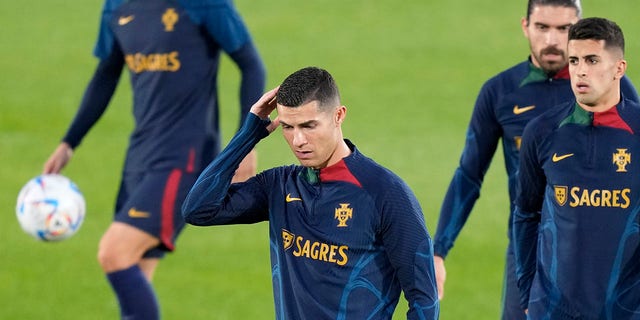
[512,206,540,309]
[513,119,545,309]
[62,46,124,149]
[181,113,271,226]
[434,80,501,257]
[380,179,439,319]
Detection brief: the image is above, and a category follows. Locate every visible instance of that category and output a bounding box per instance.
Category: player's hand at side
[434,255,446,300]
[43,142,73,174]
[250,87,280,133]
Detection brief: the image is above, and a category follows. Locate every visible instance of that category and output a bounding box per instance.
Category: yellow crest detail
[554,186,568,206]
[612,148,631,172]
[335,203,353,227]
[282,229,295,251]
[162,8,178,32]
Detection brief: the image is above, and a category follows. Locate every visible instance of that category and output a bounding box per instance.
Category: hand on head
[250,86,280,132]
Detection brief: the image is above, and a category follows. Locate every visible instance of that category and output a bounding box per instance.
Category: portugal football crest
[613,148,631,172]
[162,8,178,32]
[554,186,568,206]
[334,203,353,227]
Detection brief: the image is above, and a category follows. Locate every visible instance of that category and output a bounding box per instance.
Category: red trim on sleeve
[161,169,182,251]
[320,160,362,188]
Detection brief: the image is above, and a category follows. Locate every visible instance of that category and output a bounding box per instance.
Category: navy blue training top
[514,97,640,318]
[182,114,440,319]
[62,0,265,173]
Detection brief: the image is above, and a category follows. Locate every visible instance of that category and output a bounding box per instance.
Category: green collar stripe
[560,103,592,127]
[519,63,548,87]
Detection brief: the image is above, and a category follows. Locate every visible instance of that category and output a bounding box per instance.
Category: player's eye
[536,25,548,31]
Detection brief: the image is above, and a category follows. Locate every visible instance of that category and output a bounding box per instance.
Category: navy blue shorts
[114,168,198,258]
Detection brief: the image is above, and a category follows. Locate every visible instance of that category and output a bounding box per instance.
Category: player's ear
[335,105,347,125]
[614,59,627,79]
[521,17,529,38]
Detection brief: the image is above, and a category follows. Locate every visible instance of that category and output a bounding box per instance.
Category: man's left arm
[191,2,267,182]
[380,181,439,319]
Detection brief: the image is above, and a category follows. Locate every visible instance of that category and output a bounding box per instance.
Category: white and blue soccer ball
[16,174,86,241]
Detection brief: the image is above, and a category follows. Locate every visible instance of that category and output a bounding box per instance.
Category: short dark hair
[276,67,340,109]
[569,17,625,54]
[526,0,581,20]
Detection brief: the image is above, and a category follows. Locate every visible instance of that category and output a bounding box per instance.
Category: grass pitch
[1,0,639,319]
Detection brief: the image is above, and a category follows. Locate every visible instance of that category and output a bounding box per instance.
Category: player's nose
[292,129,307,147]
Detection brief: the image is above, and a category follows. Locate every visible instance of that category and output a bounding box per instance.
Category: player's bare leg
[139,258,160,281]
[98,221,162,320]
[98,221,160,273]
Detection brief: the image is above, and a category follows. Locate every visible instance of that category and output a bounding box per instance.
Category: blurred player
[42,0,266,318]
[433,0,638,318]
[182,67,439,319]
[514,17,640,318]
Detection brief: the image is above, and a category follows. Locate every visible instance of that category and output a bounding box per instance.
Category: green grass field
[2,0,640,318]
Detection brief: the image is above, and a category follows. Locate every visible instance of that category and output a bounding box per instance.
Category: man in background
[433,0,637,319]
[42,0,266,318]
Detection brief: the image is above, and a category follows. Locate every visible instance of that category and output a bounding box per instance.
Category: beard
[534,46,567,74]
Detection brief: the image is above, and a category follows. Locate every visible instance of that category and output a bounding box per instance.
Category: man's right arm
[182,88,279,225]
[61,47,124,149]
[43,46,124,174]
[434,82,502,258]
[181,113,271,226]
[512,120,545,310]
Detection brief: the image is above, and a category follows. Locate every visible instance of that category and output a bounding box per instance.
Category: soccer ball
[16,174,86,241]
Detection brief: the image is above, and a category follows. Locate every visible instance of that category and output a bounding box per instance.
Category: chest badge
[613,148,631,172]
[554,186,568,206]
[335,203,353,227]
[162,8,179,32]
[282,229,294,251]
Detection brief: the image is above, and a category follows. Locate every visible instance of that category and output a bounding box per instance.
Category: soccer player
[182,67,439,319]
[42,0,266,318]
[514,17,640,318]
[433,1,638,318]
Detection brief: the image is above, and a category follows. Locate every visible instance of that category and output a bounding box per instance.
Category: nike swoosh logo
[285,193,302,202]
[513,105,536,115]
[552,153,574,162]
[128,208,150,218]
[118,15,135,26]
